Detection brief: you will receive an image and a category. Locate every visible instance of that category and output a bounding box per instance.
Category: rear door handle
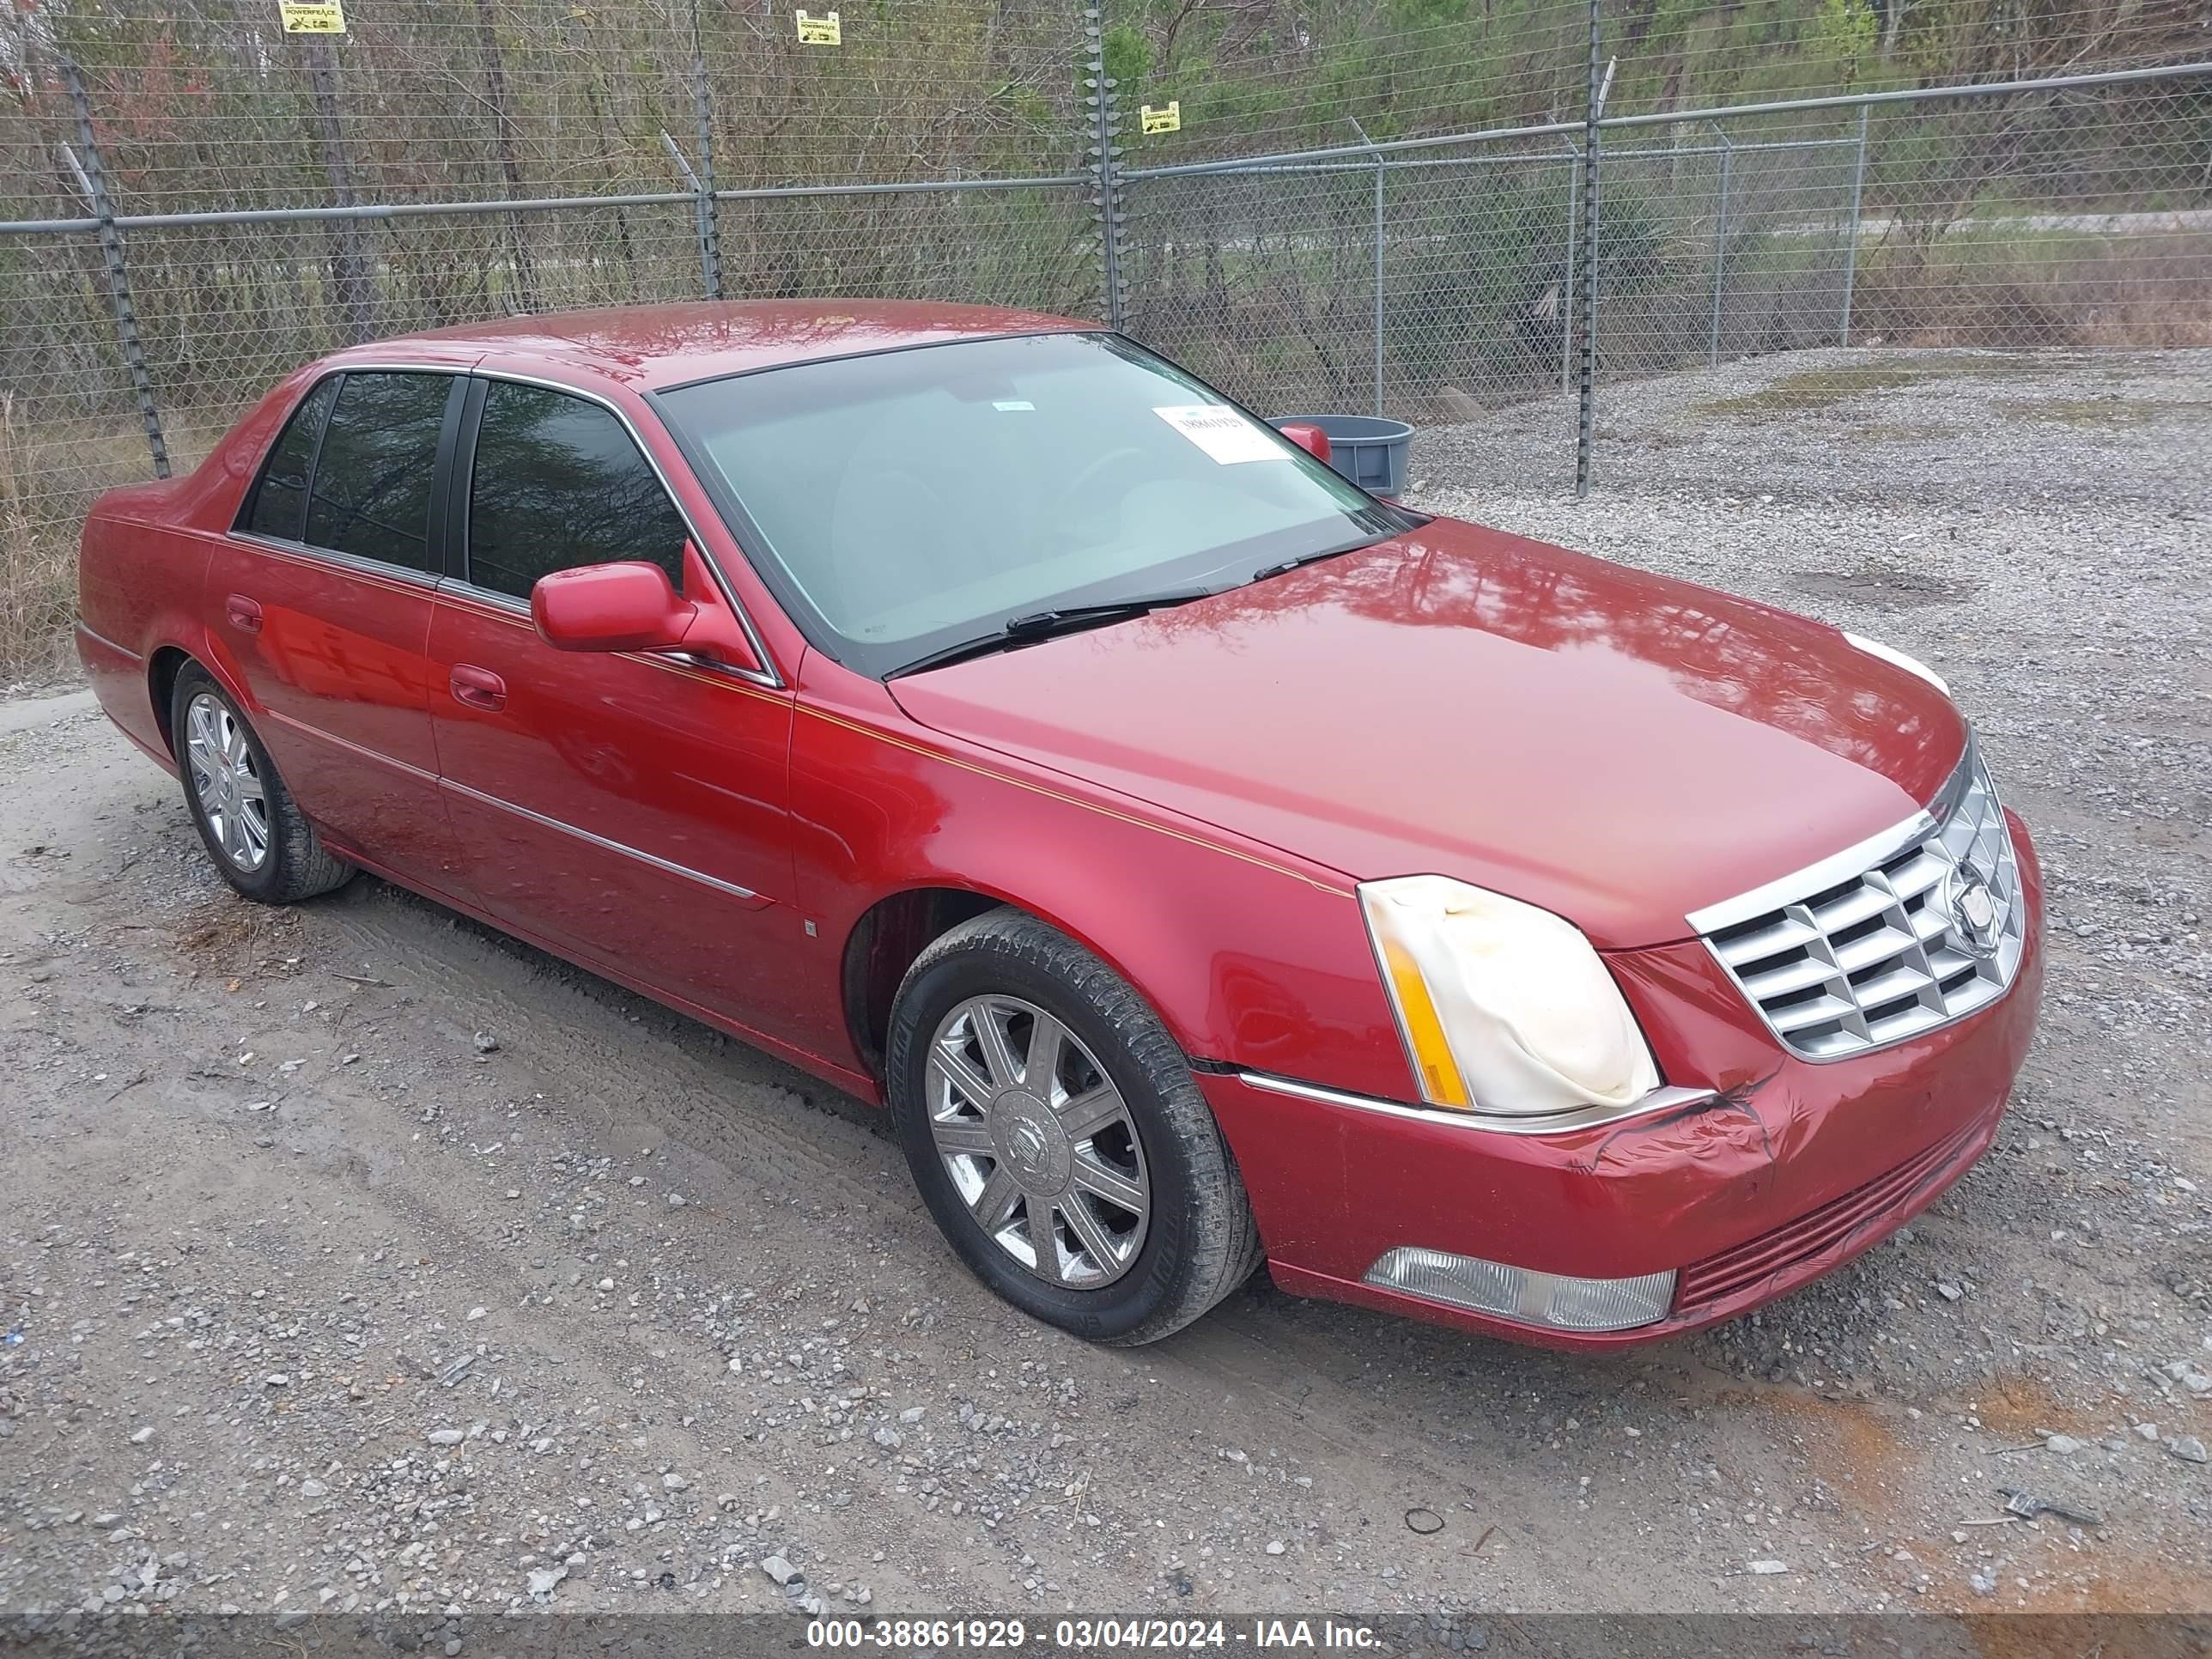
[225,594,263,634]
[448,664,507,712]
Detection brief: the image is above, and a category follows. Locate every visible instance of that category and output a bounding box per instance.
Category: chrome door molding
[261,707,441,784]
[439,775,767,904]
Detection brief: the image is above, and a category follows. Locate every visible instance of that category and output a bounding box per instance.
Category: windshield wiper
[1251,547,1353,582]
[1000,593,1212,634]
[887,587,1214,678]
[1249,509,1420,584]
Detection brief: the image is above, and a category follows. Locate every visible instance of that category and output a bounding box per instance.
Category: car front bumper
[1198,809,2045,1349]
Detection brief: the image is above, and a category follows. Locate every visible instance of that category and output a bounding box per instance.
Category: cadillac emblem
[1945,862,2002,960]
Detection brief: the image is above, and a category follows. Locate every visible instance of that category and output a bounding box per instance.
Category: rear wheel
[172,665,353,905]
[887,908,1261,1345]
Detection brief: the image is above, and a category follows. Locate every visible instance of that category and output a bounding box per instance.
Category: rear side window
[465,380,689,600]
[302,372,453,573]
[240,376,339,544]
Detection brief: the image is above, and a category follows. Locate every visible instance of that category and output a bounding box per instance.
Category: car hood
[886,516,1967,948]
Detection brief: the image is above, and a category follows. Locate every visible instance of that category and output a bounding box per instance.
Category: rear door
[426,374,803,1032]
[207,368,468,891]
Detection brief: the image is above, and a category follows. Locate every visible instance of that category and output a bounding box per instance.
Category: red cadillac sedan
[76,301,2042,1348]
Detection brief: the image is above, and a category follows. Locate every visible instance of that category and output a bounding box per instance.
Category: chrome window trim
[441,776,763,902]
[1239,1071,1717,1137]
[440,583,532,616]
[466,368,783,690]
[228,528,444,590]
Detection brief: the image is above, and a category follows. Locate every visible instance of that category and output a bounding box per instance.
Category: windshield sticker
[992,400,1036,411]
[1152,404,1288,465]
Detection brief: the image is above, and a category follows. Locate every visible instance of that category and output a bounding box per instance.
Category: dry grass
[0,409,198,684]
[0,393,81,685]
[1691,353,2049,416]
[1851,230,2212,351]
[173,894,304,984]
[2000,394,2212,428]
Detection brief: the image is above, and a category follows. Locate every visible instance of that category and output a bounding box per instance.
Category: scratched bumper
[1200,810,2044,1349]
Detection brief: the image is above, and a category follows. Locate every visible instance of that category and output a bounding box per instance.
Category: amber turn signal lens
[1374,934,1474,1109]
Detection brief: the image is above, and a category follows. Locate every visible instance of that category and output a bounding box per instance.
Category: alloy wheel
[185,691,270,873]
[925,994,1151,1288]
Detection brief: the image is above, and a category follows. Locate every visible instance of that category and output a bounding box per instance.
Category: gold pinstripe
[796,703,1352,896]
[430,591,1352,897]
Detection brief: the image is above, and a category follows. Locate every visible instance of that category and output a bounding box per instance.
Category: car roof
[334,300,1093,391]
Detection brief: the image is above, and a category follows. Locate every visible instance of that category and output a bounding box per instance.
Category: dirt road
[3,351,2208,1636]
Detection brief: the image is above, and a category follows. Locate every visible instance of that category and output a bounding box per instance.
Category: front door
[426,375,803,1035]
[208,368,466,892]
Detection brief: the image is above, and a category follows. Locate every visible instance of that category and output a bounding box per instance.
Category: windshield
[655,331,1407,678]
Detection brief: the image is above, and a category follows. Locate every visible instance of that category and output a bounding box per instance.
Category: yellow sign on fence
[795,9,842,46]
[278,0,347,33]
[1140,101,1182,135]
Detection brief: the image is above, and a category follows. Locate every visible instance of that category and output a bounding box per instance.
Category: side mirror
[533,561,694,653]
[532,544,766,676]
[1276,422,1333,465]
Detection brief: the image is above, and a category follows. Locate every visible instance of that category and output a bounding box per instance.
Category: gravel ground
[2,347,2208,1640]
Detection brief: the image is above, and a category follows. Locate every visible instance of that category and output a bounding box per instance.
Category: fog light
[1363,1246,1674,1333]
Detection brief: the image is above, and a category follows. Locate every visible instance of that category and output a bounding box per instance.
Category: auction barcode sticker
[279,0,347,32]
[1153,404,1286,465]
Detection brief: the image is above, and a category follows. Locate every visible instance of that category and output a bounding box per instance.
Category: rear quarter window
[239,377,339,544]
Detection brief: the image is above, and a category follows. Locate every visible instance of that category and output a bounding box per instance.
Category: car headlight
[1358,875,1659,1115]
[1844,632,1949,696]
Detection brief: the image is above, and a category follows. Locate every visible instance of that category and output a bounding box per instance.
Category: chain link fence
[1120,65,2210,490]
[0,0,1103,676]
[3,0,2208,675]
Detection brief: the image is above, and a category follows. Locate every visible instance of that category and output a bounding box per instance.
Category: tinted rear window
[241,377,338,544]
[303,372,453,573]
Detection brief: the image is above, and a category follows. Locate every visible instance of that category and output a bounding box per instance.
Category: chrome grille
[1694,744,2025,1061]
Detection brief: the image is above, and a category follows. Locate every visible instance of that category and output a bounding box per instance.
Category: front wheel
[886,908,1261,1346]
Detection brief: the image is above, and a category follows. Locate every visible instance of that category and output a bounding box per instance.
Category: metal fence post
[1082,9,1127,329]
[1708,122,1733,368]
[690,0,724,301]
[1561,143,1579,395]
[1347,118,1385,416]
[60,57,168,480]
[1839,102,1870,345]
[1574,11,1611,498]
[1372,156,1385,416]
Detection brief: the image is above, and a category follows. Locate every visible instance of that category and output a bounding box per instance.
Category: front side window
[302,371,453,573]
[657,332,1402,678]
[240,375,340,544]
[465,381,689,600]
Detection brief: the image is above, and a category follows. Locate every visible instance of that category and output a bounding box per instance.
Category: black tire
[171,663,354,905]
[886,908,1263,1346]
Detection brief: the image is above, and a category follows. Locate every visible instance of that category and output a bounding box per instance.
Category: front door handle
[225,593,263,634]
[448,664,507,712]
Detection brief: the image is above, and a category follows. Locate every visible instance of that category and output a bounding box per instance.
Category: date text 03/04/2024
[805,1619,1383,1650]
